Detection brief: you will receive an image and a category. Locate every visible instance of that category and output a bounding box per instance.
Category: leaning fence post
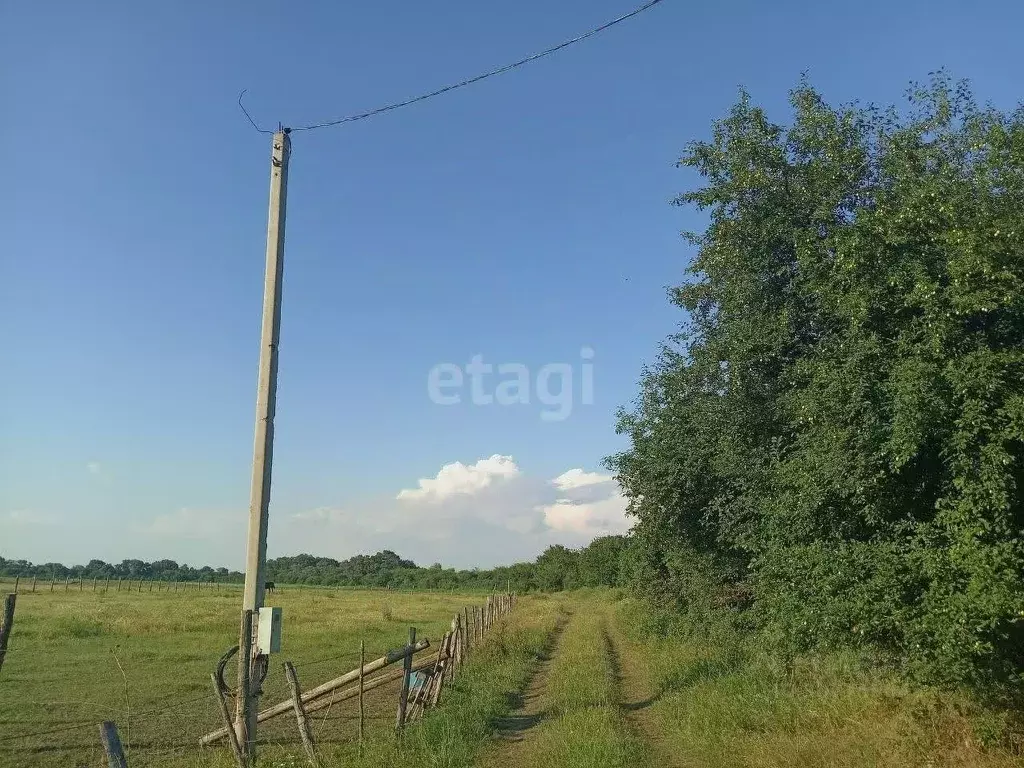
[395,626,415,730]
[0,593,17,677]
[211,673,247,768]
[99,721,129,768]
[12,577,18,594]
[31,576,37,592]
[429,632,452,707]
[283,662,319,767]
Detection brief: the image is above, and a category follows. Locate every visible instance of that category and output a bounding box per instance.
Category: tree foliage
[608,74,1024,691]
[0,536,630,593]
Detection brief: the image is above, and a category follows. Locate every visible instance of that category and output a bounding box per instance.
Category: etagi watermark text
[427,348,594,421]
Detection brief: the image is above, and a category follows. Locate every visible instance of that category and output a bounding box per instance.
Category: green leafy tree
[609,74,1024,691]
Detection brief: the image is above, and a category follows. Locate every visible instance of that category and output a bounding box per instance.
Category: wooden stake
[234,609,254,760]
[283,662,319,767]
[429,632,452,708]
[395,626,415,730]
[0,594,16,677]
[31,576,37,592]
[211,673,247,768]
[358,640,365,749]
[13,577,18,593]
[99,721,128,768]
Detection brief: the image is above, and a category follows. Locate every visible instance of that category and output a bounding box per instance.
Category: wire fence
[0,589,516,767]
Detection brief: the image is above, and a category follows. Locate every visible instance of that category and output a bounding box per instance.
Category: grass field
[0,582,553,767]
[1,584,1020,767]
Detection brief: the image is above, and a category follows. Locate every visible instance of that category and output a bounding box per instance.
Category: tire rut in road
[603,610,679,768]
[476,611,574,766]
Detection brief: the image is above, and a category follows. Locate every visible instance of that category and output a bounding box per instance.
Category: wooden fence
[26,591,518,767]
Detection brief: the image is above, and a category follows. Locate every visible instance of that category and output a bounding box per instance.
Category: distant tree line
[0,535,630,593]
[607,75,1024,695]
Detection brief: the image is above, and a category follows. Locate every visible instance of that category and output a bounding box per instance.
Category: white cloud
[116,457,632,570]
[87,461,101,475]
[396,454,520,502]
[539,492,631,535]
[552,468,612,491]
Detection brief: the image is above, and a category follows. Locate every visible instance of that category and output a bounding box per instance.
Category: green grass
[332,594,569,768]
[512,599,650,768]
[0,584,537,767]
[614,598,1023,768]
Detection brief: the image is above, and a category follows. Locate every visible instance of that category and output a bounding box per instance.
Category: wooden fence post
[80,577,84,591]
[117,578,122,592]
[0,594,16,677]
[283,662,319,767]
[93,577,98,591]
[429,632,452,708]
[464,607,471,653]
[358,640,365,749]
[450,615,462,679]
[235,609,254,760]
[31,576,37,592]
[99,721,129,768]
[395,627,415,730]
[105,576,110,591]
[211,673,247,768]
[13,577,18,594]
[64,577,69,592]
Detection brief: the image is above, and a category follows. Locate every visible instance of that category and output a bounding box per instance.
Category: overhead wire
[239,0,666,134]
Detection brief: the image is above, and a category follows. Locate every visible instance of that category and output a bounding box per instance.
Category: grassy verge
[317,593,569,768]
[615,598,1022,768]
[511,599,650,768]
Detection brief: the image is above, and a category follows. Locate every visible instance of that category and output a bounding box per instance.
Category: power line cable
[240,0,666,134]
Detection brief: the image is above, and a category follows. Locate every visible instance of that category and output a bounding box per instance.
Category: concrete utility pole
[237,128,291,762]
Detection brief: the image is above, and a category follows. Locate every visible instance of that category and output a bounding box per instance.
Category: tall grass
[324,594,569,768]
[615,598,1023,768]
[513,601,651,768]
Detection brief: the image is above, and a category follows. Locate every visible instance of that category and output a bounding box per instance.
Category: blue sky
[2,0,1022,569]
